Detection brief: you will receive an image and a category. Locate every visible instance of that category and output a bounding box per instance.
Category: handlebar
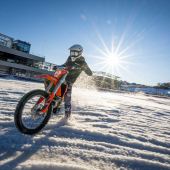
[54,65,80,71]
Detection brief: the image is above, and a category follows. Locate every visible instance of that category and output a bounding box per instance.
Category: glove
[53,65,58,70]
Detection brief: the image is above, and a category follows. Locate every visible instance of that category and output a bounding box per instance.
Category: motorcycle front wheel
[14,89,52,135]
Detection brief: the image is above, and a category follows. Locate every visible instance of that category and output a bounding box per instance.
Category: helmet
[69,44,83,58]
[69,44,83,52]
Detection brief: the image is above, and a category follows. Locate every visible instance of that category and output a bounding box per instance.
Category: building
[0,33,55,79]
[0,33,13,48]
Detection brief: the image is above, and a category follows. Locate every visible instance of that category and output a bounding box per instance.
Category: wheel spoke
[22,95,47,129]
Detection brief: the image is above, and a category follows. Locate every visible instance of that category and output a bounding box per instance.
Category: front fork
[38,74,68,113]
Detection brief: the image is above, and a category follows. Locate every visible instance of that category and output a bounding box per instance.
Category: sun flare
[105,54,121,67]
[91,31,136,76]
[92,44,132,76]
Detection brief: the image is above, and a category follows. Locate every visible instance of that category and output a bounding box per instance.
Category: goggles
[70,51,80,57]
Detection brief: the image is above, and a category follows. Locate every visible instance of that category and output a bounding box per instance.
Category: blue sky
[0,0,170,85]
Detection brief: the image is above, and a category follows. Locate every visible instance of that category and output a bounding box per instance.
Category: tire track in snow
[0,78,170,170]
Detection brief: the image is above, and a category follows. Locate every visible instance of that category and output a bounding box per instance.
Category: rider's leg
[64,84,72,118]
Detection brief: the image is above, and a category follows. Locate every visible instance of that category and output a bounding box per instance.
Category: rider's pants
[64,83,72,117]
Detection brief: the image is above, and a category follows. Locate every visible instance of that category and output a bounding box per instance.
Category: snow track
[0,78,170,170]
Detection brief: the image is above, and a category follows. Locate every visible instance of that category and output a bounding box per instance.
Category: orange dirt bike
[14,66,71,135]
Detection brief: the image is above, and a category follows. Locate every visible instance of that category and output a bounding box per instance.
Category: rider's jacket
[63,55,92,84]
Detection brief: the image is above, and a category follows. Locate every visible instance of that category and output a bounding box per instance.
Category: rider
[53,44,92,118]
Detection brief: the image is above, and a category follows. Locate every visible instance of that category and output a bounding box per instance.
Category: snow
[123,87,170,96]
[0,77,170,170]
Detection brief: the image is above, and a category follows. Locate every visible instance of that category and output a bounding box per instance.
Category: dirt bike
[14,66,70,135]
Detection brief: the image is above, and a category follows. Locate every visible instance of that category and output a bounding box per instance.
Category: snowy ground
[0,78,170,170]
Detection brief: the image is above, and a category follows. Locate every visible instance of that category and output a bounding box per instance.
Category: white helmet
[69,44,83,60]
[69,44,83,52]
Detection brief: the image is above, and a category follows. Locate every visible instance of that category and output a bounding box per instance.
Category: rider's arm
[82,60,93,76]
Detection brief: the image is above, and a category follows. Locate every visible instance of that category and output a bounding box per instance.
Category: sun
[91,31,136,76]
[92,43,131,76]
[105,54,121,67]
